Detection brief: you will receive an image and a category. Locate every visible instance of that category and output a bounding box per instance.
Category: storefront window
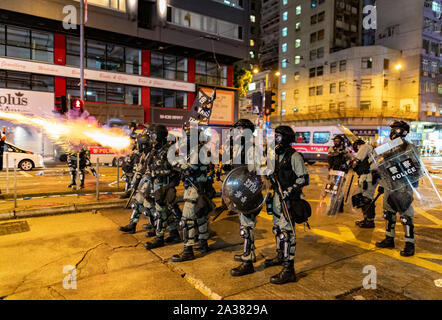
[106,44,124,72]
[150,52,188,81]
[0,25,5,56]
[5,71,31,90]
[150,88,188,109]
[125,85,140,105]
[86,40,106,70]
[0,70,5,87]
[31,30,54,62]
[195,60,227,86]
[6,26,31,60]
[106,82,125,104]
[31,74,54,92]
[125,48,141,75]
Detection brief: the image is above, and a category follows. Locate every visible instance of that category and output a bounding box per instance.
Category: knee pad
[272,226,281,236]
[383,211,395,221]
[400,215,413,227]
[240,226,251,239]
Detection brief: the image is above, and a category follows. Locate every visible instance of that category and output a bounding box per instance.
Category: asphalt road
[0,159,441,300]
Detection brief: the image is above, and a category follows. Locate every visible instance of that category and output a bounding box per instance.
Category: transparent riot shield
[222,166,269,215]
[316,170,347,216]
[371,138,442,211]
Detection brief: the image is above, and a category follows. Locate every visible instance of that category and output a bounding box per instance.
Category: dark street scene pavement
[1,159,441,300]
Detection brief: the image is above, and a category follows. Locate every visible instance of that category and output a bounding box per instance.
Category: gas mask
[389,127,406,140]
[275,133,289,155]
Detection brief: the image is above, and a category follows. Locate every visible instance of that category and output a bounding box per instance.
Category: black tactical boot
[171,246,195,262]
[194,239,209,253]
[145,230,156,238]
[400,242,415,257]
[230,262,255,277]
[142,223,154,231]
[375,236,395,248]
[79,183,85,189]
[165,229,181,244]
[67,182,76,188]
[264,250,283,268]
[119,190,132,199]
[118,222,136,234]
[234,254,256,262]
[356,219,375,229]
[144,237,164,249]
[270,261,296,285]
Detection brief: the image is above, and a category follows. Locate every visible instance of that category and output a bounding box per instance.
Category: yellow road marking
[415,208,442,226]
[261,213,442,274]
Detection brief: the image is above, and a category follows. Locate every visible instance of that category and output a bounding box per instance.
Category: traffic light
[264,90,276,116]
[250,92,262,114]
[55,96,68,114]
[71,98,84,113]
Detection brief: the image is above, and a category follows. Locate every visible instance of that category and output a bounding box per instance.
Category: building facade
[276,0,441,141]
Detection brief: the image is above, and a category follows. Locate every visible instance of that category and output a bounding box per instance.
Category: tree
[233,66,253,97]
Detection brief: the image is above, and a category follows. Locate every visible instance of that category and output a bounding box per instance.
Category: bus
[291,125,357,164]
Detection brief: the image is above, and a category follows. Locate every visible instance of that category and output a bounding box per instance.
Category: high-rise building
[260,0,280,70]
[277,0,441,140]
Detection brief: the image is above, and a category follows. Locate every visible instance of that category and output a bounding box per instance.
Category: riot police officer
[351,139,380,228]
[119,132,144,199]
[228,119,262,277]
[67,147,94,189]
[375,120,417,257]
[171,128,216,262]
[118,130,153,234]
[144,125,182,249]
[327,135,352,212]
[264,125,309,284]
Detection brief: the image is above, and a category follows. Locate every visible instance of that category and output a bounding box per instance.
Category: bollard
[96,157,99,201]
[116,157,119,191]
[76,152,80,192]
[13,159,17,210]
[5,153,8,193]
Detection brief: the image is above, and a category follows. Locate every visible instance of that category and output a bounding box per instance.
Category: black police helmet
[390,120,410,133]
[234,119,255,132]
[275,125,296,144]
[353,139,365,150]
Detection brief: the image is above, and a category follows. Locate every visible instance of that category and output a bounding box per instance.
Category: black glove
[378,186,384,194]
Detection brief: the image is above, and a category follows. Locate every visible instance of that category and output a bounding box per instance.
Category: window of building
[309,68,316,78]
[330,62,337,73]
[250,39,255,47]
[295,56,301,64]
[296,5,302,15]
[316,66,324,76]
[294,132,310,144]
[330,83,336,93]
[317,47,324,59]
[282,91,286,101]
[311,0,318,8]
[361,78,372,90]
[310,50,316,61]
[295,39,301,48]
[338,102,345,111]
[283,0,288,5]
[431,61,438,73]
[339,81,346,92]
[281,74,287,84]
[151,52,188,81]
[282,59,287,68]
[384,79,389,88]
[384,59,390,70]
[1,25,53,62]
[361,57,373,69]
[295,22,301,31]
[282,43,287,53]
[309,87,315,96]
[316,85,323,95]
[360,101,371,110]
[317,29,325,41]
[311,15,317,25]
[0,70,54,92]
[150,88,188,109]
[169,7,242,40]
[250,15,255,23]
[294,71,300,80]
[431,42,439,56]
[194,60,227,86]
[382,101,388,108]
[282,27,288,37]
[329,103,337,112]
[74,0,126,11]
[313,132,330,144]
[310,32,317,43]
[433,1,441,13]
[282,11,288,21]
[423,39,430,54]
[318,11,325,22]
[339,60,347,71]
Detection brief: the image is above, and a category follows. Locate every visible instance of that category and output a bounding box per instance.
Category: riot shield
[316,170,347,216]
[371,138,442,211]
[221,166,269,215]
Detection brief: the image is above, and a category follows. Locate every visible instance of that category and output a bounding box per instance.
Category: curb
[0,188,120,200]
[0,200,126,221]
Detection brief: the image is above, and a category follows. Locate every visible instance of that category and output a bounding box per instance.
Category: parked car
[3,142,44,171]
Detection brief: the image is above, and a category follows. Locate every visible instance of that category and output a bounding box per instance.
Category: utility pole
[80,0,85,101]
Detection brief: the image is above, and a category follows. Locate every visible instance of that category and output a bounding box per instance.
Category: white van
[89,146,125,167]
[291,125,356,163]
[3,142,44,171]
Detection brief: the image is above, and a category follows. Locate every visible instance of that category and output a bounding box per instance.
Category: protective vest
[276,148,298,190]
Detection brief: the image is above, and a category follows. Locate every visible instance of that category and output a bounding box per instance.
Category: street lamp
[275,71,281,77]
[253,67,260,74]
[395,63,403,71]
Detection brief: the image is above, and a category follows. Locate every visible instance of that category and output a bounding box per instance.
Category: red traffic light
[72,99,84,113]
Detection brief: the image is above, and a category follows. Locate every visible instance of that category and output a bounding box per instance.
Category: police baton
[272,175,296,236]
[125,188,136,209]
[344,173,354,203]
